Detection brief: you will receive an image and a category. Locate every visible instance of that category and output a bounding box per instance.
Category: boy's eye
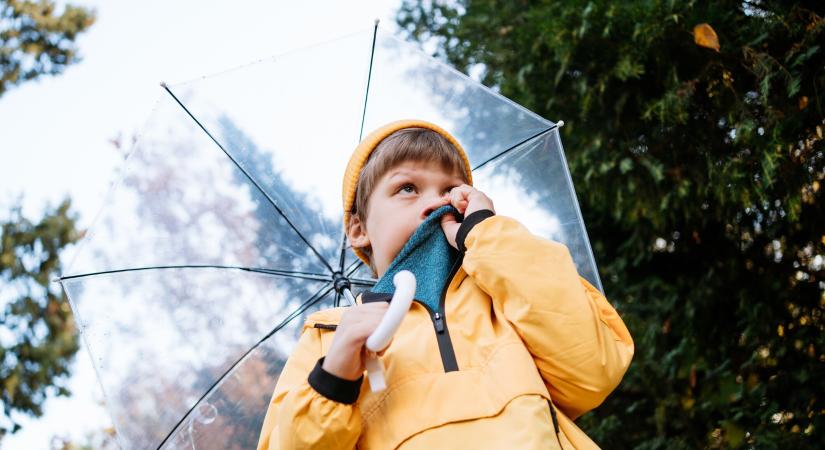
[398,183,416,194]
[395,184,455,195]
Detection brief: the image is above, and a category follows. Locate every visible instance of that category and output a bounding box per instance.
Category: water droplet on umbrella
[194,402,218,425]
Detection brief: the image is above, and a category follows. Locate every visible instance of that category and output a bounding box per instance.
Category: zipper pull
[433,312,445,333]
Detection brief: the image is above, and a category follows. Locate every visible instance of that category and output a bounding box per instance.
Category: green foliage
[0,0,93,441]
[398,1,824,448]
[0,198,81,439]
[0,0,95,97]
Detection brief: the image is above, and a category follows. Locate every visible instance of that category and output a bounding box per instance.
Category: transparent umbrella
[58,21,602,450]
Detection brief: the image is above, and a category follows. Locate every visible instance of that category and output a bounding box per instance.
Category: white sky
[0,1,401,448]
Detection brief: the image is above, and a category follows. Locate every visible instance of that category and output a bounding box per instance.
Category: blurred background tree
[398,1,823,448]
[1,0,92,440]
[1,0,95,97]
[0,199,81,439]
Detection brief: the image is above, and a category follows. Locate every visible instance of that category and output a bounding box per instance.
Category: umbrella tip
[556,120,565,128]
[159,81,168,88]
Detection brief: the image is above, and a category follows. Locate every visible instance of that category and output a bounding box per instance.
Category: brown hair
[350,127,470,272]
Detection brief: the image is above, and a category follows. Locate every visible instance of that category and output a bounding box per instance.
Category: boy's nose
[420,194,450,220]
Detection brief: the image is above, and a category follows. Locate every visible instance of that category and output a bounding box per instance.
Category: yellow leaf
[722,70,733,87]
[693,23,720,52]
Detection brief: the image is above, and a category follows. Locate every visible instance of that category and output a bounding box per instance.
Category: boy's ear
[347,214,370,249]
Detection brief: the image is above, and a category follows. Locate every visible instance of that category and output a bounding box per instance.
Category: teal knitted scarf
[369,205,462,311]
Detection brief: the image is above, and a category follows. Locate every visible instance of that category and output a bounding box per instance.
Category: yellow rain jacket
[257,213,634,449]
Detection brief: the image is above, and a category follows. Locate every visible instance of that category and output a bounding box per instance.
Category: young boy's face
[350,159,466,278]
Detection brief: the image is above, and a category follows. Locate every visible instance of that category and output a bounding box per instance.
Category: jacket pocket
[302,307,348,352]
[311,322,341,354]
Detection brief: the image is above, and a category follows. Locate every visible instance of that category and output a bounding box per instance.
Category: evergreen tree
[0,199,81,438]
[397,1,824,448]
[1,0,92,440]
[0,0,95,97]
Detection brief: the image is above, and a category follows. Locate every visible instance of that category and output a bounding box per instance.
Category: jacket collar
[359,265,468,306]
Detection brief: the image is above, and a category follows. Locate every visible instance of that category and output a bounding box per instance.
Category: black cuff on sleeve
[307,356,363,405]
[456,209,496,253]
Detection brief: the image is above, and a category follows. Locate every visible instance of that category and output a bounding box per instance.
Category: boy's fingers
[441,210,458,224]
[464,188,495,216]
[440,213,459,249]
[449,184,495,216]
[449,185,473,212]
[440,212,459,232]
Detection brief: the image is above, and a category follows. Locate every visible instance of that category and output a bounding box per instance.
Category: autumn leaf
[693,23,720,52]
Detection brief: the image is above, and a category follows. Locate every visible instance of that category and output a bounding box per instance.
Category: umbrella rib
[252,268,333,282]
[358,18,380,142]
[345,257,362,274]
[343,259,376,285]
[160,83,334,273]
[343,260,376,287]
[155,281,336,450]
[158,252,368,447]
[471,125,558,172]
[58,265,332,283]
[349,280,376,288]
[267,284,337,341]
[337,229,349,275]
[349,277,377,285]
[337,19,381,274]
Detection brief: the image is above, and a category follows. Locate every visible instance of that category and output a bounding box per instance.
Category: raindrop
[194,402,218,425]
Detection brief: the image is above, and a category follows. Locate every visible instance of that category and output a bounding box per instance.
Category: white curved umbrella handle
[364,270,415,392]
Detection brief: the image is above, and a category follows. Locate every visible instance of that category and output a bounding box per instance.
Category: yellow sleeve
[461,214,634,420]
[257,324,363,449]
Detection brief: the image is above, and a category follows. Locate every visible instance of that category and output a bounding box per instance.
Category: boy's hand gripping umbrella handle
[364,270,415,392]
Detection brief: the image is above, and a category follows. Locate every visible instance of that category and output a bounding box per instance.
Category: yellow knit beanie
[342,119,473,266]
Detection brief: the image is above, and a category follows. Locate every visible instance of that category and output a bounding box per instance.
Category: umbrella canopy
[59,22,602,450]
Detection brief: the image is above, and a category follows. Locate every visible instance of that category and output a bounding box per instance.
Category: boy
[257,120,634,449]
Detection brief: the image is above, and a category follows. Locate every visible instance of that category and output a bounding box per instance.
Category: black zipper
[360,255,464,373]
[414,255,463,372]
